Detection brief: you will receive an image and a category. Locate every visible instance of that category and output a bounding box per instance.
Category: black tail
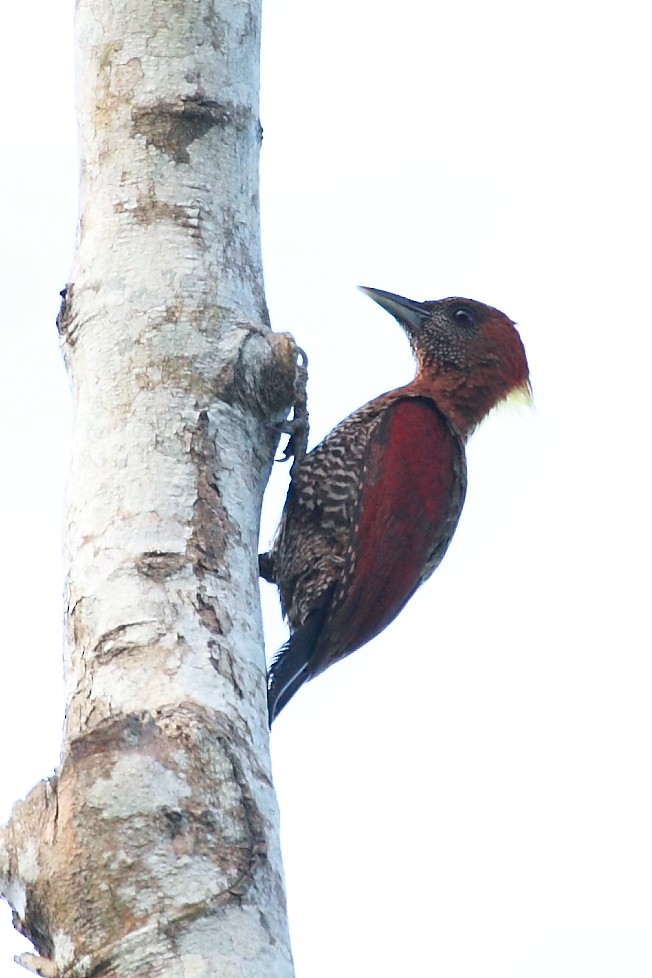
[267,591,334,724]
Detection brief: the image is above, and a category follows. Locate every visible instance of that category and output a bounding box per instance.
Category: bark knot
[131,95,250,164]
[135,551,186,581]
[1,708,270,970]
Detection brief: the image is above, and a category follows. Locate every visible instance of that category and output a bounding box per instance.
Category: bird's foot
[258,551,276,583]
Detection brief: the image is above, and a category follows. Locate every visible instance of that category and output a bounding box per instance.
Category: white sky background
[1,0,651,975]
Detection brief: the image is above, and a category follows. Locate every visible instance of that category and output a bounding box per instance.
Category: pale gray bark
[0,1,299,975]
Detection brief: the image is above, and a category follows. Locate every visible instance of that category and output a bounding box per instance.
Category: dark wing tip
[268,646,310,725]
[267,589,336,725]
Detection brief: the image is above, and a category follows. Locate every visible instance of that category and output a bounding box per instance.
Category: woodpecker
[261,287,531,723]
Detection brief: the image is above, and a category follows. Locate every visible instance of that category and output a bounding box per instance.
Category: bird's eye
[452,306,476,329]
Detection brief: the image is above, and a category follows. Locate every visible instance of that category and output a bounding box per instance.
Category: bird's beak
[358,286,429,332]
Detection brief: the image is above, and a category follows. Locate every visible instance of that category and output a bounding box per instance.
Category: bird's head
[359,286,531,436]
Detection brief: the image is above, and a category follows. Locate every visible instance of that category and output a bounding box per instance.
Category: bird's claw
[270,345,309,474]
[271,416,308,465]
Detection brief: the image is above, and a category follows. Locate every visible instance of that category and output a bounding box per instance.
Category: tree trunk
[0,0,299,975]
